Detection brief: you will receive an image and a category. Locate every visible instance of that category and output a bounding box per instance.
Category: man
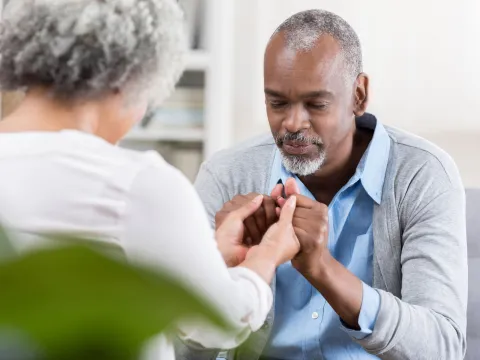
[175,9,467,360]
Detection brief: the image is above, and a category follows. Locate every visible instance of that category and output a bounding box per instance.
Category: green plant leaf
[0,245,229,359]
[0,225,16,262]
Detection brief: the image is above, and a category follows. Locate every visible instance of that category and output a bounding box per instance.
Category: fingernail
[288,196,296,207]
[252,195,263,204]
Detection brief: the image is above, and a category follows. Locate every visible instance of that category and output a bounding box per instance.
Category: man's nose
[284,104,310,133]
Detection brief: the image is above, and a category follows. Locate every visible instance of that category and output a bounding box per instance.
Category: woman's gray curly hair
[0,0,187,105]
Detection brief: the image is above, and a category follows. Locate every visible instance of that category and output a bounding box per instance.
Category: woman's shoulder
[128,150,195,200]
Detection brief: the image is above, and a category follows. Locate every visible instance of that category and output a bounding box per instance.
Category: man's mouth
[282,141,316,155]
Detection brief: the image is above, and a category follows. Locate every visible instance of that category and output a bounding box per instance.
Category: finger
[243,226,252,243]
[276,197,287,208]
[285,178,301,197]
[243,193,262,200]
[292,218,328,240]
[293,194,321,209]
[244,216,263,245]
[263,196,278,227]
[253,206,267,235]
[292,206,328,221]
[214,211,228,230]
[275,207,281,217]
[228,194,264,221]
[279,195,296,223]
[270,183,284,199]
[293,225,311,246]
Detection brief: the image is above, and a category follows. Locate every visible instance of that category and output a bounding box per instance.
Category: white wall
[231,0,480,187]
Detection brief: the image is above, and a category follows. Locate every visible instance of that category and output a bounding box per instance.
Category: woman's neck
[0,89,124,144]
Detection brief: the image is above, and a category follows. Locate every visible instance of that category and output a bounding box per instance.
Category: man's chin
[280,153,325,177]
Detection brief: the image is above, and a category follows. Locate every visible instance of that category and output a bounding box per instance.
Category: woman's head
[0,0,186,131]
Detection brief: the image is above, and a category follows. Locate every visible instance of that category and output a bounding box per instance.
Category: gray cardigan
[175,123,468,360]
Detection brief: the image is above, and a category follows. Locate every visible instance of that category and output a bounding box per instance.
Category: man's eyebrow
[264,88,334,99]
[264,89,285,97]
[300,90,334,99]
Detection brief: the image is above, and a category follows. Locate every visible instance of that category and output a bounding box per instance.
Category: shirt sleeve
[341,282,381,340]
[121,158,272,350]
[193,161,228,229]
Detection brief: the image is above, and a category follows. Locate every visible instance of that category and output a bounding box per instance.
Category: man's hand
[240,196,301,283]
[253,195,301,266]
[290,194,329,276]
[275,178,363,329]
[215,189,282,245]
[215,194,265,267]
[275,178,330,277]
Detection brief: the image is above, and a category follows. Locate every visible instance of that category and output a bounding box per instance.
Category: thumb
[228,195,264,221]
[279,195,296,223]
[285,178,300,196]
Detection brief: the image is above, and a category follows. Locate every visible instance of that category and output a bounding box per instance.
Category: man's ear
[353,73,369,116]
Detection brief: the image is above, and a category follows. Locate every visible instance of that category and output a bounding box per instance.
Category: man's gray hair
[0,0,187,104]
[272,9,363,83]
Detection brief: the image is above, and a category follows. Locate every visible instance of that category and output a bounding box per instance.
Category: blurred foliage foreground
[0,227,227,359]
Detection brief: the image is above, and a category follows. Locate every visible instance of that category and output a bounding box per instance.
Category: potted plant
[0,227,227,359]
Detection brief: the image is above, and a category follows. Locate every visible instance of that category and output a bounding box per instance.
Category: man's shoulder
[386,126,462,188]
[198,134,276,198]
[204,134,276,174]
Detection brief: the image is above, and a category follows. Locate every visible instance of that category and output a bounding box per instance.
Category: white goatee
[280,150,326,176]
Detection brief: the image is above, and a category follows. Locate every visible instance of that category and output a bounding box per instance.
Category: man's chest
[261,187,376,358]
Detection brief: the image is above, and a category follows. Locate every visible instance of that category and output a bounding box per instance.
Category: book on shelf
[169,145,203,183]
[145,87,204,130]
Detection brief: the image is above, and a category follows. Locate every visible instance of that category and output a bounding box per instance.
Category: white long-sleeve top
[0,130,272,359]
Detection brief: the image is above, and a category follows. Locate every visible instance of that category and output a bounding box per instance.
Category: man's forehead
[265,33,345,82]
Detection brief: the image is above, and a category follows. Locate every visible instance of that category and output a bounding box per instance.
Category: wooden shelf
[123,127,204,142]
[185,50,210,71]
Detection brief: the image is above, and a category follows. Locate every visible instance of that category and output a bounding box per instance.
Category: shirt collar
[268,114,390,204]
[357,114,390,204]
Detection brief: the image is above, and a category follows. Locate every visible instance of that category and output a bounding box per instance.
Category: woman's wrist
[216,242,234,267]
[238,246,278,284]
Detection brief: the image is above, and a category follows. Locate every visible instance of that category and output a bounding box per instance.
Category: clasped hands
[215,178,329,277]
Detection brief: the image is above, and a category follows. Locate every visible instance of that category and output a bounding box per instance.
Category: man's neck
[299,127,373,205]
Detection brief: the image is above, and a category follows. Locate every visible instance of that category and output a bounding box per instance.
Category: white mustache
[276,132,323,145]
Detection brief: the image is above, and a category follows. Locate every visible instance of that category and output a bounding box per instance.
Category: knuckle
[264,196,275,204]
[225,199,238,208]
[256,206,266,215]
[316,202,328,212]
[215,211,225,220]
[319,224,328,234]
[314,205,328,219]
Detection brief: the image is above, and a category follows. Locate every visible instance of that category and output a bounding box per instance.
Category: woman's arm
[121,159,275,349]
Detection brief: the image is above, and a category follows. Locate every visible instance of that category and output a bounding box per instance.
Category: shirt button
[312,312,319,319]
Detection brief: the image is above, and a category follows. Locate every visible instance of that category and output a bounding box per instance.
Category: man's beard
[275,132,326,176]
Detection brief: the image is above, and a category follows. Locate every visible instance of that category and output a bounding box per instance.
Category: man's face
[264,33,356,176]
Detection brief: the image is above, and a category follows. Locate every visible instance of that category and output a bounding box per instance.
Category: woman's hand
[239,196,300,283]
[215,195,264,267]
[215,193,278,246]
[248,196,300,266]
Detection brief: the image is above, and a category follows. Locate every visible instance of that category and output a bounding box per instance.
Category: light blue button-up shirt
[261,119,390,360]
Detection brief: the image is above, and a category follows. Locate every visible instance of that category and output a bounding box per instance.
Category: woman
[0,0,299,358]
